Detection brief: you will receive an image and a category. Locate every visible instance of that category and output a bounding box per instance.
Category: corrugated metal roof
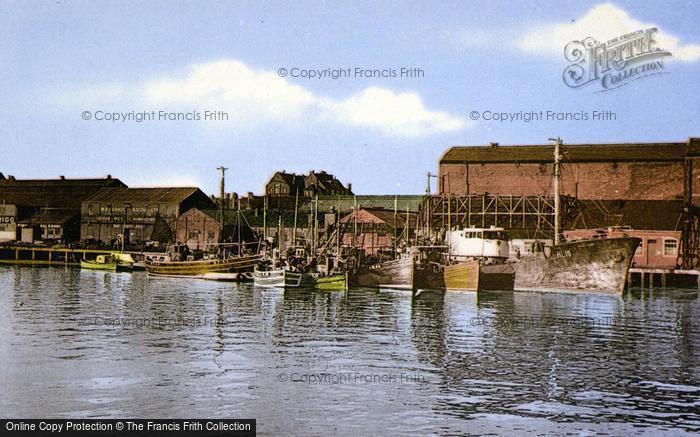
[0,178,125,209]
[440,141,690,163]
[339,208,418,229]
[0,177,124,187]
[85,187,202,204]
[302,195,424,213]
[18,208,78,225]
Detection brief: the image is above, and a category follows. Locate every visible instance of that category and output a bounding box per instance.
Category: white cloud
[519,3,700,62]
[319,87,466,137]
[69,59,466,138]
[144,60,316,122]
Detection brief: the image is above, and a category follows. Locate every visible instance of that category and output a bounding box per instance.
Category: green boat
[111,252,135,266]
[314,273,348,291]
[80,254,118,271]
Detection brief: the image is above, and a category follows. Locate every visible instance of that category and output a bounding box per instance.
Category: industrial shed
[0,175,125,242]
[80,187,215,246]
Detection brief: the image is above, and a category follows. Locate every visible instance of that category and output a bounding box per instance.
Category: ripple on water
[0,267,699,434]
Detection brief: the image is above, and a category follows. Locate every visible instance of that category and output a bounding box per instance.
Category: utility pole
[548,137,562,245]
[425,172,437,195]
[217,166,228,226]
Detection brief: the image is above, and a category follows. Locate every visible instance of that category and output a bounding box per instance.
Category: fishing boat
[511,236,640,293]
[509,138,640,293]
[80,254,118,271]
[252,266,314,288]
[412,227,515,292]
[351,252,415,289]
[111,252,136,270]
[314,272,348,291]
[413,259,515,292]
[144,253,262,278]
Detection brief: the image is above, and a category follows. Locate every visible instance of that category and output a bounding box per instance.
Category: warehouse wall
[439,161,685,201]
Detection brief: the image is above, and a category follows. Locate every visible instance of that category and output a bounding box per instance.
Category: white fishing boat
[252,266,313,288]
[445,226,511,262]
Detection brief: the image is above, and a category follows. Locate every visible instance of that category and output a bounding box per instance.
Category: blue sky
[1,0,698,195]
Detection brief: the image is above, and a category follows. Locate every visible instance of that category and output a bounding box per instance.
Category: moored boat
[314,272,348,291]
[80,254,118,271]
[413,259,515,292]
[508,138,641,293]
[144,253,261,278]
[252,266,314,288]
[412,227,515,292]
[111,252,136,271]
[351,253,414,289]
[511,236,640,293]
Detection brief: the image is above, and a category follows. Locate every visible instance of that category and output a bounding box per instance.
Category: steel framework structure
[419,194,580,240]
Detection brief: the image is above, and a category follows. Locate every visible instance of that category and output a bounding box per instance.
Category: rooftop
[302,195,424,213]
[0,176,125,209]
[339,207,418,229]
[0,175,123,187]
[85,187,204,204]
[441,139,699,164]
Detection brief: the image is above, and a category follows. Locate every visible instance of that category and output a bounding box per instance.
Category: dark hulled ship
[509,138,641,293]
[511,236,641,293]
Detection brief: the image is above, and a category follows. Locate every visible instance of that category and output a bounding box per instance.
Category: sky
[1,0,698,195]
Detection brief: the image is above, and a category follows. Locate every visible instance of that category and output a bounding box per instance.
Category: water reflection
[0,266,698,435]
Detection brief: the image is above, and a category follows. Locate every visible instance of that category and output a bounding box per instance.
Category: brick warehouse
[438,138,699,200]
[437,138,700,267]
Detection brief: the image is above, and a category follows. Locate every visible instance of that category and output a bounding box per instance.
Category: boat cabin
[446,226,510,260]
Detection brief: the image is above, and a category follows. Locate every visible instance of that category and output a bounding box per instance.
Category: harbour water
[1,266,699,436]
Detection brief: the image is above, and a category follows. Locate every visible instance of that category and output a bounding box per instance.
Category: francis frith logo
[563,27,672,91]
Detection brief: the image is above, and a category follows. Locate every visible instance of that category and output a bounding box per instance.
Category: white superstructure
[446,226,510,261]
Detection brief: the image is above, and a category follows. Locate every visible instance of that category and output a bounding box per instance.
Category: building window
[664,239,678,256]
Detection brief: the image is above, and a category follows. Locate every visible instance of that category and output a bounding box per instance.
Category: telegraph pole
[217,166,228,226]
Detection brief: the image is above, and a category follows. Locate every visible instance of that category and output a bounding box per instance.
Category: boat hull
[511,237,641,293]
[351,256,413,289]
[413,260,515,292]
[253,268,313,288]
[80,260,117,271]
[315,273,348,291]
[144,254,261,278]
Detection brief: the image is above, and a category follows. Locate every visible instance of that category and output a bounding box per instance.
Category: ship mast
[216,166,228,228]
[548,137,562,245]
